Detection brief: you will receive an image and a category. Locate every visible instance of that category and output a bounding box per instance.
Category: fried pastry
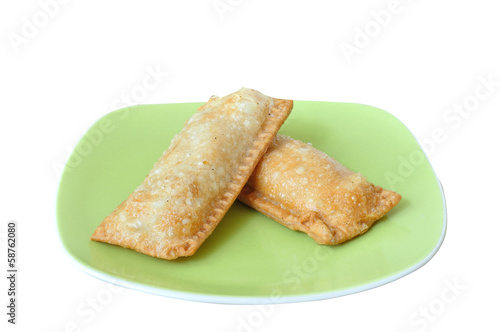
[238,135,401,245]
[91,88,293,259]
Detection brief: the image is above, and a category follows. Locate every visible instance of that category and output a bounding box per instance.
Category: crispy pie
[91,88,293,259]
[238,135,402,245]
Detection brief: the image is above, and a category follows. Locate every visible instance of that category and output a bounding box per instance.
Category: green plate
[56,101,446,304]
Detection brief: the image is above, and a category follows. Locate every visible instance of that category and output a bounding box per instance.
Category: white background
[1,0,499,331]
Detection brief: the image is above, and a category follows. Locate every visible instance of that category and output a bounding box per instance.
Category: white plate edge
[55,104,447,304]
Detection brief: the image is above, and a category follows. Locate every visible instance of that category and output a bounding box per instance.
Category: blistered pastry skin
[238,135,401,245]
[91,88,293,259]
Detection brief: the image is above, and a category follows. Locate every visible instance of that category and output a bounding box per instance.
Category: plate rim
[56,101,447,304]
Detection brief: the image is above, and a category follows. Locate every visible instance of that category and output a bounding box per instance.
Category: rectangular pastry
[238,135,401,245]
[91,88,293,259]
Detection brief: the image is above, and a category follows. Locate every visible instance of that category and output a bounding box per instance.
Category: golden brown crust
[91,88,293,259]
[238,135,401,245]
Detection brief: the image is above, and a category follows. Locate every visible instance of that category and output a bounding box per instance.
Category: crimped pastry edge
[91,93,293,259]
[238,185,401,245]
[162,97,293,259]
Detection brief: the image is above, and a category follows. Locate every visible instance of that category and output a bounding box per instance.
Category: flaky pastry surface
[91,88,293,259]
[238,135,401,245]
